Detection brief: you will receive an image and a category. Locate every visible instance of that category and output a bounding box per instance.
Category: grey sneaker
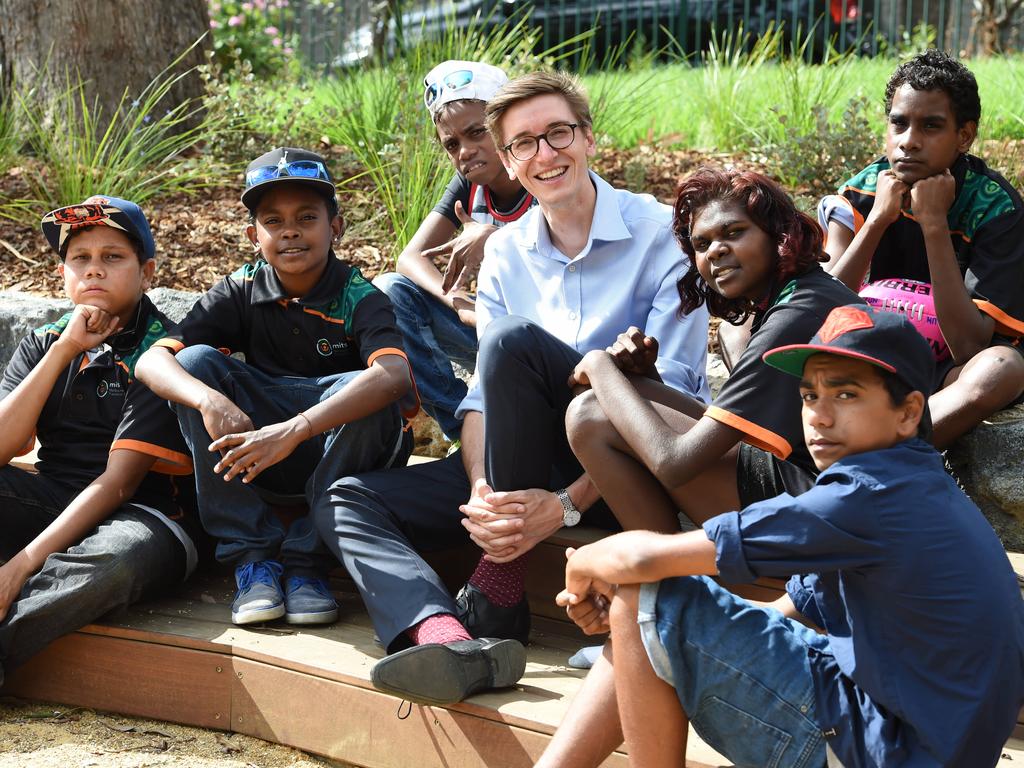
[232,560,285,625]
[284,576,339,625]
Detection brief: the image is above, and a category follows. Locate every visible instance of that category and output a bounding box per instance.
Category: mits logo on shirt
[316,338,348,357]
[96,379,125,398]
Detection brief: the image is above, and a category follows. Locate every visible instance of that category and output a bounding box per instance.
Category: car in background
[334,0,865,68]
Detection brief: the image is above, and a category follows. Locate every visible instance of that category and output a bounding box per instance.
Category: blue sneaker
[284,576,339,625]
[231,560,285,625]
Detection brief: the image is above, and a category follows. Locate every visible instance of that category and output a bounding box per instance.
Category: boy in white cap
[374,60,534,440]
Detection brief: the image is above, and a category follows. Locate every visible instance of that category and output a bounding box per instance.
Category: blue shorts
[638,576,829,768]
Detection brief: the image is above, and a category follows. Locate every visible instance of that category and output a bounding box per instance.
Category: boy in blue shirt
[561,304,1023,767]
[136,148,417,626]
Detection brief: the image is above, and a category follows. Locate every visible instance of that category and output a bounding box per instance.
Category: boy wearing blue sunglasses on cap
[0,196,197,685]
[374,60,534,441]
[136,147,418,626]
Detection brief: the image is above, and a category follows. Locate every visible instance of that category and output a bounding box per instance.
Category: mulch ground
[0,145,748,296]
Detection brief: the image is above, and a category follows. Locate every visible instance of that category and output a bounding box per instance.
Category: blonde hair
[484,71,592,148]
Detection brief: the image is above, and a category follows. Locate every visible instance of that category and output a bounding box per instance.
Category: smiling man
[314,71,710,705]
[819,50,1024,448]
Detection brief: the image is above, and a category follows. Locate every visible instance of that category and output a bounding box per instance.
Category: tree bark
[0,0,209,126]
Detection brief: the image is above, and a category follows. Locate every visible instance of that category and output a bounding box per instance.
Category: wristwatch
[556,488,581,527]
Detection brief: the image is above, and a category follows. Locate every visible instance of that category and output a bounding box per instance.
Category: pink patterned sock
[468,554,527,608]
[405,613,472,646]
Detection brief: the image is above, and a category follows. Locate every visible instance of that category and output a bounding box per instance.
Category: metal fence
[281,0,1023,68]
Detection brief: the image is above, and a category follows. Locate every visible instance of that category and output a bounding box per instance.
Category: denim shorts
[638,576,829,768]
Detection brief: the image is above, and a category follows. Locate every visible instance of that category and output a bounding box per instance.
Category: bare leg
[535,643,623,768]
[567,384,742,530]
[930,346,1024,448]
[611,585,688,768]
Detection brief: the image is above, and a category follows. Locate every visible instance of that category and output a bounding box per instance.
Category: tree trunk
[0,0,209,126]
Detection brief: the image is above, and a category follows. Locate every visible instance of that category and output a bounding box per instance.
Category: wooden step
[0,571,730,767]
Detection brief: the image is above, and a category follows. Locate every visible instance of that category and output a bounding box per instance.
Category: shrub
[208,0,305,78]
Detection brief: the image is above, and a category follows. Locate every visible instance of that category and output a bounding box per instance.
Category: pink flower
[242,2,253,9]
[228,14,242,26]
[272,36,282,47]
[284,46,294,55]
[264,25,279,35]
[254,0,266,8]
[210,19,221,28]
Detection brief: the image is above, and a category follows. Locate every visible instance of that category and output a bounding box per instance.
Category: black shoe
[370,638,527,706]
[455,582,531,644]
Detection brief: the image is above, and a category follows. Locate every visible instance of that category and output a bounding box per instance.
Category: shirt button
[75,393,84,401]
[800,705,808,713]
[569,312,577,320]
[568,264,576,272]
[292,327,300,335]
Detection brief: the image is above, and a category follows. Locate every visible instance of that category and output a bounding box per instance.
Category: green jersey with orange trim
[155,254,418,418]
[0,295,197,532]
[705,265,862,475]
[838,154,1024,339]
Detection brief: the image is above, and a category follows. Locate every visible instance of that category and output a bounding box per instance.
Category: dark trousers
[313,316,615,650]
[0,466,185,683]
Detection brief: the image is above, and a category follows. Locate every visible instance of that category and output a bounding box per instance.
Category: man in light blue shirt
[313,71,709,705]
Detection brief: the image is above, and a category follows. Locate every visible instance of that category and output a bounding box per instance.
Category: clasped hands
[460,478,564,564]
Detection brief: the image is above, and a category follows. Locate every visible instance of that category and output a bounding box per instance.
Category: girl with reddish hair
[537,166,862,768]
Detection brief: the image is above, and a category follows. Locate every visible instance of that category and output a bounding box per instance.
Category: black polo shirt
[837,154,1024,340]
[705,265,863,475]
[154,255,417,415]
[0,295,197,531]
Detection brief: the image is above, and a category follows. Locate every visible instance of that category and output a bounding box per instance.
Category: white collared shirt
[456,171,710,417]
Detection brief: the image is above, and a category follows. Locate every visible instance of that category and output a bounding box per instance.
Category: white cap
[423,60,509,117]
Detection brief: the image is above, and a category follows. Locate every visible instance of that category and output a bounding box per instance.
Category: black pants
[313,316,615,651]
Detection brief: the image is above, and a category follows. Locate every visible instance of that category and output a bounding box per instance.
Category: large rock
[0,291,72,370]
[946,405,1024,552]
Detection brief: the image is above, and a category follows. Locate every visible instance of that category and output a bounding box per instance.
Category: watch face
[563,507,581,527]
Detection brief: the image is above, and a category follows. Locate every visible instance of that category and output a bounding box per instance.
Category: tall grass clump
[18,46,230,210]
[316,9,554,258]
[0,81,18,173]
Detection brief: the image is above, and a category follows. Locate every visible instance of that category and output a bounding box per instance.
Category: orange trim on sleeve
[705,406,793,460]
[152,338,185,353]
[975,300,1024,337]
[110,439,193,475]
[367,347,409,366]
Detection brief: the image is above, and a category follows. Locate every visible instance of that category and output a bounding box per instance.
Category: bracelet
[297,412,314,439]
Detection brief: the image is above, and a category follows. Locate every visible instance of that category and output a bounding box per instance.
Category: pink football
[859,278,949,361]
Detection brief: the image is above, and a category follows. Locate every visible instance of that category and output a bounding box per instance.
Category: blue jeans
[374,273,477,439]
[0,466,185,684]
[172,345,411,575]
[639,576,829,768]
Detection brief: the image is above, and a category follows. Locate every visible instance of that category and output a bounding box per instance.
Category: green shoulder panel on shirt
[307,267,378,335]
[771,278,799,308]
[120,316,172,378]
[230,260,268,280]
[839,159,888,195]
[35,313,74,338]
[946,169,1016,242]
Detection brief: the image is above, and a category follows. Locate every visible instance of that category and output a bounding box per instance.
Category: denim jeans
[0,466,185,684]
[639,576,829,768]
[373,273,477,439]
[172,345,410,575]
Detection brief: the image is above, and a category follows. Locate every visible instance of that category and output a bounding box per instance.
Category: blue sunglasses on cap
[423,69,475,110]
[245,159,330,188]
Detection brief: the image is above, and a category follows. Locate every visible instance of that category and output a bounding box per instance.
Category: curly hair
[673,168,826,324]
[884,50,980,128]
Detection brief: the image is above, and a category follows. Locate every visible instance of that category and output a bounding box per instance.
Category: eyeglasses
[502,123,579,161]
[245,159,330,188]
[424,68,475,111]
